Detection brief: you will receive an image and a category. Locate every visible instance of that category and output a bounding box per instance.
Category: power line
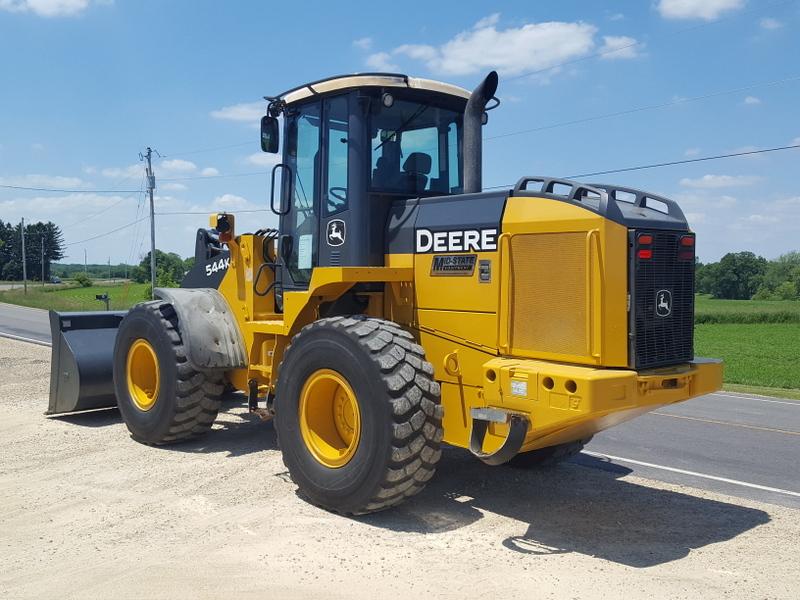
[566,143,800,179]
[484,143,800,189]
[155,208,270,215]
[64,216,150,247]
[488,74,800,141]
[0,183,142,193]
[163,140,253,158]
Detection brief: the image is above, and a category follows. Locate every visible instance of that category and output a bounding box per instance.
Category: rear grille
[630,230,694,369]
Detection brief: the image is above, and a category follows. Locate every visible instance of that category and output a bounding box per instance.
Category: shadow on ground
[50,406,771,567]
[49,399,275,458]
[361,448,770,568]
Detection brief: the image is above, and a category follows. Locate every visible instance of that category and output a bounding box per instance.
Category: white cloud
[598,35,641,60]
[210,101,263,123]
[160,158,197,172]
[609,13,625,21]
[101,163,142,179]
[743,96,761,105]
[760,17,783,30]
[161,182,187,191]
[744,214,778,224]
[380,15,612,77]
[685,212,706,224]
[246,153,280,168]
[679,174,760,189]
[656,0,744,21]
[0,173,84,188]
[0,0,100,17]
[365,52,399,71]
[793,137,800,146]
[352,37,372,50]
[212,194,248,210]
[684,147,701,157]
[200,167,219,177]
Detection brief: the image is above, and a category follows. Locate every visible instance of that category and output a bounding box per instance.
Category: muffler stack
[47,311,126,415]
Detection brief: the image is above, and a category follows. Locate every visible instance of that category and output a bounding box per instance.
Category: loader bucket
[47,310,127,415]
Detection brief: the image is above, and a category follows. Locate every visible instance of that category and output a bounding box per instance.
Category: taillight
[637,233,653,260]
[678,234,695,260]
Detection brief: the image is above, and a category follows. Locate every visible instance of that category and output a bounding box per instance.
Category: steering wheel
[329,187,348,204]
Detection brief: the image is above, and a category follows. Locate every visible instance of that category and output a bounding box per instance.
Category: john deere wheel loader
[48,71,723,514]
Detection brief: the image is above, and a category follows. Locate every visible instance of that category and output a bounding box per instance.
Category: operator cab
[260,74,473,293]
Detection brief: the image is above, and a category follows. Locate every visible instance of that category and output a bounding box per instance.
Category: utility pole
[20,218,27,294]
[141,147,157,299]
[41,237,45,286]
[84,248,87,274]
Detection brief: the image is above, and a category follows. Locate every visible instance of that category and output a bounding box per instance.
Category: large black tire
[506,437,593,469]
[113,301,224,445]
[274,316,444,515]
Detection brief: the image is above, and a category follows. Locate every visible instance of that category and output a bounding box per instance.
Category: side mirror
[261,116,279,153]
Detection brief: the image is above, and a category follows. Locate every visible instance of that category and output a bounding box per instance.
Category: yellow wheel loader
[48,71,723,514]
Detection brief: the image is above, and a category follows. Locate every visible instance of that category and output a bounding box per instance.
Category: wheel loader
[48,71,723,514]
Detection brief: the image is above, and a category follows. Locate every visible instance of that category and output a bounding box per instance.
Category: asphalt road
[0,302,51,344]
[1,301,797,509]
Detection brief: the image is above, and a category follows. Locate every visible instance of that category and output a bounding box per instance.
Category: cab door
[280,100,321,289]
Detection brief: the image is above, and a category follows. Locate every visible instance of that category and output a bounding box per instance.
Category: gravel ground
[1,338,798,599]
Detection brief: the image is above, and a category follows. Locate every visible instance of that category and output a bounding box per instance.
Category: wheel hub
[126,339,160,412]
[299,369,361,468]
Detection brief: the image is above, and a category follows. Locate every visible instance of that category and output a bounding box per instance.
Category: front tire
[113,301,224,445]
[274,316,443,515]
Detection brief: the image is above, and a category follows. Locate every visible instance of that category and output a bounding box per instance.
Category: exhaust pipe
[463,70,499,194]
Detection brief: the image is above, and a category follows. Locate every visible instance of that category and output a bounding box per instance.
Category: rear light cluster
[637,232,694,261]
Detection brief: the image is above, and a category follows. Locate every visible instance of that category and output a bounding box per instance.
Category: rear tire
[274,316,443,515]
[506,437,593,468]
[113,301,224,445]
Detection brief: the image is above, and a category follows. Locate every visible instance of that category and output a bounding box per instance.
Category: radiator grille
[510,233,587,357]
[630,230,694,369]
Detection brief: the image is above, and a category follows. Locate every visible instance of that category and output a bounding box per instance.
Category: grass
[0,282,150,311]
[695,294,800,323]
[694,323,800,391]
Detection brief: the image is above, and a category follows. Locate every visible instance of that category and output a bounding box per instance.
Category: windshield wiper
[373,104,429,152]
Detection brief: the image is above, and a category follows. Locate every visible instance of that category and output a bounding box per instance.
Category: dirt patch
[0,338,797,599]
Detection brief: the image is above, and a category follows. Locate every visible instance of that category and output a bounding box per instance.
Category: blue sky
[1,0,798,265]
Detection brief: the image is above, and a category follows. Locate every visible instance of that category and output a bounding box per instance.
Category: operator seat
[402,152,431,194]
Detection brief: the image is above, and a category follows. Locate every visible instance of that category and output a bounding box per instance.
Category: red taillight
[638,234,653,245]
[638,249,652,260]
[678,234,695,260]
[680,235,695,247]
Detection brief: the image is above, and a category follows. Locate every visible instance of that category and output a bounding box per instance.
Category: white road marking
[583,450,800,498]
[710,392,799,407]
[0,331,51,347]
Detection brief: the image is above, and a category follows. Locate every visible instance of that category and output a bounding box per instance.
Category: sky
[1,0,799,265]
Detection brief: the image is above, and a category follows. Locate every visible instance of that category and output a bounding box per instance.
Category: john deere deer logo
[656,289,672,318]
[326,219,345,247]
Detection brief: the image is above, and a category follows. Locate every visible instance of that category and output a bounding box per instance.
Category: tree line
[0,220,65,281]
[697,251,800,300]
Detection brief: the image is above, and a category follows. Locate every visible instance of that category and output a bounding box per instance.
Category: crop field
[0,282,149,311]
[695,295,800,324]
[694,323,800,392]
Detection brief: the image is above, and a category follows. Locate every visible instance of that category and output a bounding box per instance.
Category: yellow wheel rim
[299,369,361,468]
[126,339,160,412]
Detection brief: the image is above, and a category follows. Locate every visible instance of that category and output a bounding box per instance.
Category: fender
[154,287,247,370]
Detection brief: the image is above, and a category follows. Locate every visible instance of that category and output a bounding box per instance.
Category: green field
[0,282,149,311]
[695,294,800,323]
[695,323,800,392]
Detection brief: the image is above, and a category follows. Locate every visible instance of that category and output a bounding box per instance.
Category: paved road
[1,301,797,508]
[0,302,51,344]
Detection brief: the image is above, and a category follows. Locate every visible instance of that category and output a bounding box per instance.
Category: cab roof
[270,73,471,106]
